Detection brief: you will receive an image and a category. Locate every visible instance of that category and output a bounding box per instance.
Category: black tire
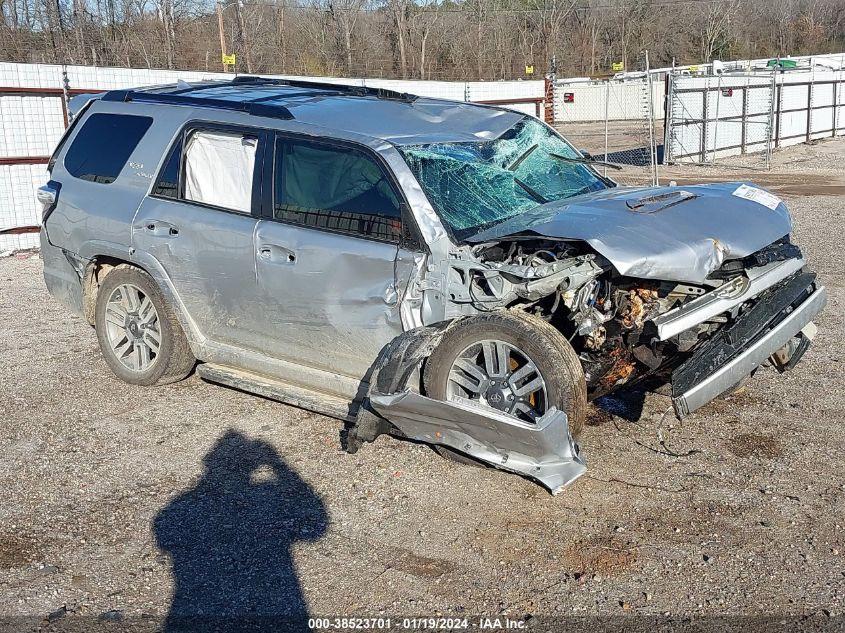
[94,265,195,386]
[423,311,588,466]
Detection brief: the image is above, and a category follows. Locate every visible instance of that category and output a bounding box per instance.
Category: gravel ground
[1,139,844,631]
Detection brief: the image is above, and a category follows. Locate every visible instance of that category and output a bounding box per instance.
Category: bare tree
[1,0,844,80]
[696,0,741,62]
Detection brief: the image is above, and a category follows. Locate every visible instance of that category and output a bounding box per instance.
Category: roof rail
[100,89,295,120]
[231,75,419,102]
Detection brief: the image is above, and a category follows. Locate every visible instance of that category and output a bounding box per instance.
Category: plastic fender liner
[369,391,586,495]
[372,322,453,395]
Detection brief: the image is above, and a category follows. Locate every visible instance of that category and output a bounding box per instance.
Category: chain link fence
[552,54,660,186]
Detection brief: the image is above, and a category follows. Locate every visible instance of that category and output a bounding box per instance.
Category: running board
[196,363,358,422]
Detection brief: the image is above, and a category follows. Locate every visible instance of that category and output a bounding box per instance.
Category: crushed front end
[659,245,826,417]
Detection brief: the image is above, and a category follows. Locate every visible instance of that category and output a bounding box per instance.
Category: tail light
[37,181,61,221]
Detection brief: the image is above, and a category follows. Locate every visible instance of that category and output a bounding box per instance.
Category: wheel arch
[82,253,205,354]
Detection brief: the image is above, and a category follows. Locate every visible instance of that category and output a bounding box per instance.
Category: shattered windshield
[400,117,608,240]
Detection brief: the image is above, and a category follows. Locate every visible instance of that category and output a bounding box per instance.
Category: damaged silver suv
[39,77,826,494]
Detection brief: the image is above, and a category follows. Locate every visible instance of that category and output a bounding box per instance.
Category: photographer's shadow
[154,430,328,632]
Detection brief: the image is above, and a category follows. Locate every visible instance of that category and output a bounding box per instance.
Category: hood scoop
[626,190,698,214]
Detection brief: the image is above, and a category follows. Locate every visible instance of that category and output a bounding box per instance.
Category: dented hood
[468,182,793,283]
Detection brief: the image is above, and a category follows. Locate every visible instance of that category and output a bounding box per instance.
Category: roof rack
[100,89,295,120]
[230,75,419,102]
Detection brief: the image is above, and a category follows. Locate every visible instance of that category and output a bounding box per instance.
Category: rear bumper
[40,227,85,318]
[671,280,827,417]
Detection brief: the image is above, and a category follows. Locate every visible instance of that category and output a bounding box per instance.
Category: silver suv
[39,77,826,493]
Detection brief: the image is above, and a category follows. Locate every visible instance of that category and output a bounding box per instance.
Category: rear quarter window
[64,113,153,184]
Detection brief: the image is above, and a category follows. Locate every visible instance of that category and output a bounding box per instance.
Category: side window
[64,113,153,184]
[152,138,182,199]
[273,137,402,242]
[182,129,258,214]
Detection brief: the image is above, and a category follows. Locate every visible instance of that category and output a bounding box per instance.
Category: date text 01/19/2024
[308,617,529,630]
[403,618,526,630]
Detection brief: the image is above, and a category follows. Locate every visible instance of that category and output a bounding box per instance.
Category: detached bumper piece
[369,391,586,495]
[672,271,827,417]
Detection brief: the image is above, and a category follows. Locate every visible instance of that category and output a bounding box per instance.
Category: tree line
[1,0,844,81]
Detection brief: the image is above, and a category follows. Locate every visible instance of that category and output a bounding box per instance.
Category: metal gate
[665,72,776,168]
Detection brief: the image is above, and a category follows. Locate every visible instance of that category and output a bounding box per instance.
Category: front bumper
[671,272,826,417]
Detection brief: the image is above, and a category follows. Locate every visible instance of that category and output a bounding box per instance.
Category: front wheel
[423,311,588,463]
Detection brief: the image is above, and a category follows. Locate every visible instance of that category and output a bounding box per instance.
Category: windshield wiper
[513,177,549,204]
[507,144,538,171]
[549,152,624,171]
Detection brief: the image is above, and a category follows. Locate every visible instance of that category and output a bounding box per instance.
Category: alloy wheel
[446,339,548,422]
[102,283,162,372]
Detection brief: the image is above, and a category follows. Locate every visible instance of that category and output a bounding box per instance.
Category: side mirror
[580,149,593,160]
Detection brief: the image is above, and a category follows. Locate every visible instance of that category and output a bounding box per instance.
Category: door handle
[145,221,179,237]
[258,244,296,264]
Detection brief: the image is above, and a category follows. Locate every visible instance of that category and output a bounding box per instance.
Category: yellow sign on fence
[524,65,535,75]
[222,54,236,66]
[611,62,624,72]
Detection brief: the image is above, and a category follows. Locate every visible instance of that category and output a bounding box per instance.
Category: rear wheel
[423,311,587,464]
[94,266,195,386]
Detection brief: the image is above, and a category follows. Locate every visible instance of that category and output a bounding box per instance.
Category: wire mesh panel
[0,164,44,252]
[773,70,845,149]
[666,72,775,169]
[552,73,659,186]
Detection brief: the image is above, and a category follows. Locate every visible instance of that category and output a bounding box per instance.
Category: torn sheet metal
[469,181,793,284]
[369,391,586,495]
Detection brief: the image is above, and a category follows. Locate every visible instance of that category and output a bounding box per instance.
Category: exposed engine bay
[356,231,823,494]
[444,238,736,399]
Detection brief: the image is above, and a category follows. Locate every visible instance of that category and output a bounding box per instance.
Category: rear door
[252,133,420,380]
[132,123,269,348]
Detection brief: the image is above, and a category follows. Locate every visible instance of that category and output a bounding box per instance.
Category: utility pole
[644,49,658,186]
[216,1,230,72]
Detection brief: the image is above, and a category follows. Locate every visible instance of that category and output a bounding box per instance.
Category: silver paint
[469,182,794,284]
[369,392,587,495]
[672,286,827,417]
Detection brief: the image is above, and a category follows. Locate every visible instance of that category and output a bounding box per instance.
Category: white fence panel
[466,81,543,101]
[0,95,65,158]
[0,164,44,252]
[668,70,845,164]
[553,80,663,123]
[668,74,775,163]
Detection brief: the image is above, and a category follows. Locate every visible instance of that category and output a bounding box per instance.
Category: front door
[132,124,268,348]
[253,134,418,380]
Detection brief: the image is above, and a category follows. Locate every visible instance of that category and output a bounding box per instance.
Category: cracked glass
[401,117,608,239]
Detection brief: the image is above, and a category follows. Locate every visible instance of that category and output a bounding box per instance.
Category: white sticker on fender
[732,184,781,210]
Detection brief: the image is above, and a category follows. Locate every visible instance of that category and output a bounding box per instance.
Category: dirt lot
[1,139,844,631]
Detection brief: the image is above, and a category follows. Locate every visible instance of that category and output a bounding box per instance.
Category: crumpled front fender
[348,323,587,495]
[369,391,586,495]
